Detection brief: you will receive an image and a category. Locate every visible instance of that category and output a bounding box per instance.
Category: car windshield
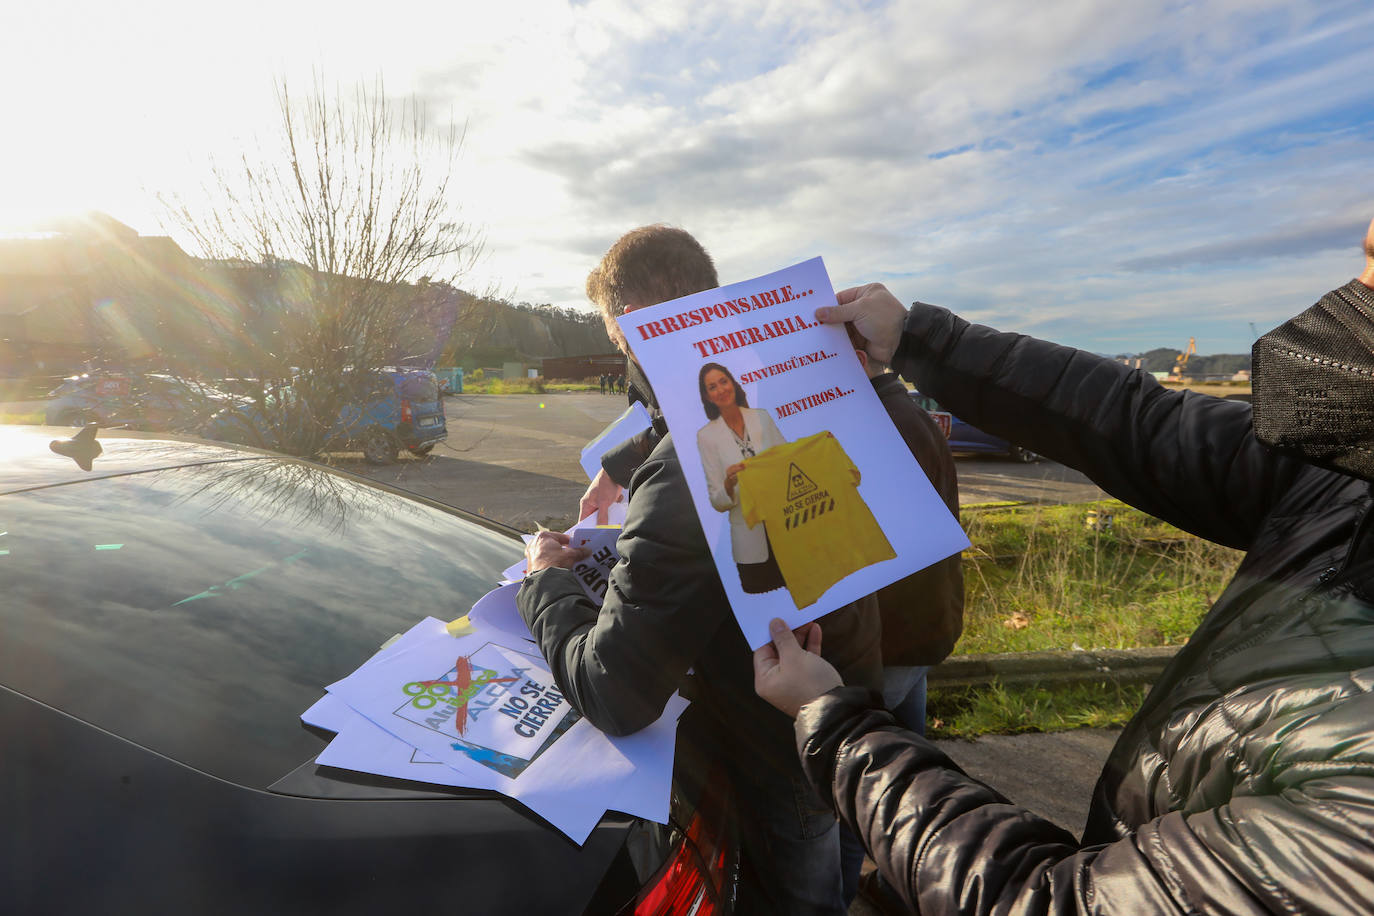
[1,459,519,787]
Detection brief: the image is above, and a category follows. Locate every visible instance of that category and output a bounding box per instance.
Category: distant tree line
[510,301,604,326]
[1124,348,1251,377]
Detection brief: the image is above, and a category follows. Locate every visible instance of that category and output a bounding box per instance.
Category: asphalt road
[346,391,1108,531]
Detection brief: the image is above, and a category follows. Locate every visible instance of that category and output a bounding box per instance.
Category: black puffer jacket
[798,281,1374,915]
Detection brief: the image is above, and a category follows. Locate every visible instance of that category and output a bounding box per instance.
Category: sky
[2,0,1372,355]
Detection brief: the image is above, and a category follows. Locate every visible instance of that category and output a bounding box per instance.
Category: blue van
[205,368,447,464]
[340,368,447,463]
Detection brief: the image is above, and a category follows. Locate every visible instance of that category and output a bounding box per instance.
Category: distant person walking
[598,373,607,395]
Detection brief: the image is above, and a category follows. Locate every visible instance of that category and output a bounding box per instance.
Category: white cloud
[1,0,1369,354]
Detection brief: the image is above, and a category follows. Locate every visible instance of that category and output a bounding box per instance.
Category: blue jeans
[882,665,930,734]
[839,666,928,906]
[732,768,845,915]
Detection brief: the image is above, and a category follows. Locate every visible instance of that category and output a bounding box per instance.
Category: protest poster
[617,257,969,649]
[318,617,686,843]
[564,525,621,604]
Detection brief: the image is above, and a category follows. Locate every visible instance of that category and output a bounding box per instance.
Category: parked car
[1,425,736,914]
[205,367,448,464]
[45,371,245,430]
[909,391,1042,462]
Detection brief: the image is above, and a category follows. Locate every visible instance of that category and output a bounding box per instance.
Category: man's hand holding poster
[618,257,969,649]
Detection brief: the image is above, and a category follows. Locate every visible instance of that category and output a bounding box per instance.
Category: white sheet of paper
[617,257,969,648]
[467,583,534,643]
[315,618,687,842]
[580,402,652,482]
[501,535,537,582]
[318,618,614,840]
[318,692,683,840]
[302,692,356,734]
[330,633,588,784]
[317,701,445,770]
[602,693,687,823]
[603,500,629,527]
[316,697,612,842]
[306,617,453,731]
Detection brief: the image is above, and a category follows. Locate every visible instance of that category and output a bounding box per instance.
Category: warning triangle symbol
[786,461,819,501]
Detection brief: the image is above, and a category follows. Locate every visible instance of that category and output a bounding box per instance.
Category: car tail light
[400,399,413,424]
[620,780,735,916]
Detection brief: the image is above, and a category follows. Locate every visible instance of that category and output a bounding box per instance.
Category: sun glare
[0,205,87,236]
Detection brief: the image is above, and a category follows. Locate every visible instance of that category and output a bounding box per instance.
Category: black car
[908,391,1041,463]
[0,426,735,914]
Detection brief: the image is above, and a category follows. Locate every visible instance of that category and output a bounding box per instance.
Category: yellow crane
[1168,337,1196,381]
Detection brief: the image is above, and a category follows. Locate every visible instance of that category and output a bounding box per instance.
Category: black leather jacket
[797,281,1374,915]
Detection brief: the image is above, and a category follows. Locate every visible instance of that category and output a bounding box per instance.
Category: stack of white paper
[301,405,683,843]
[303,615,686,843]
[302,511,686,845]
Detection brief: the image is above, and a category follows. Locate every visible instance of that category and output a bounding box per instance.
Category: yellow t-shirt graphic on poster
[736,431,897,609]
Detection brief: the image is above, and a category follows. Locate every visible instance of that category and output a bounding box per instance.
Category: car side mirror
[50,423,104,471]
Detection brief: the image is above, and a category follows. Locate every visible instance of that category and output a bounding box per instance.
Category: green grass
[459,377,546,394]
[0,411,43,425]
[955,499,1241,656]
[458,377,599,394]
[925,499,1241,737]
[927,681,1148,739]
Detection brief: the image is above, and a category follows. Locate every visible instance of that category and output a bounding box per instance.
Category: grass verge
[930,498,1240,737]
[456,377,597,394]
[955,499,1242,656]
[0,411,43,425]
[926,681,1148,739]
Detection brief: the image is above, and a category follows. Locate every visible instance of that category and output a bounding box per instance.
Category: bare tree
[161,76,482,458]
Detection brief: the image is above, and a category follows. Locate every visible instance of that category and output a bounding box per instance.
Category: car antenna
[49,423,104,472]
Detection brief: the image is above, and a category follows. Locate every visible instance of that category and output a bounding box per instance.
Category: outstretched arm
[756,623,1374,916]
[820,285,1297,548]
[816,221,1374,548]
[521,449,728,736]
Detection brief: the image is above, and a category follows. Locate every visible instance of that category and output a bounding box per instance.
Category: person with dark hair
[520,224,882,914]
[753,217,1374,916]
[696,361,788,593]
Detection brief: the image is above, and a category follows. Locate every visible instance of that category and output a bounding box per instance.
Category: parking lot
[344,391,1109,531]
[9,389,1108,530]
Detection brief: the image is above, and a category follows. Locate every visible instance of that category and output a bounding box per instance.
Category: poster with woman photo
[618,257,969,649]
